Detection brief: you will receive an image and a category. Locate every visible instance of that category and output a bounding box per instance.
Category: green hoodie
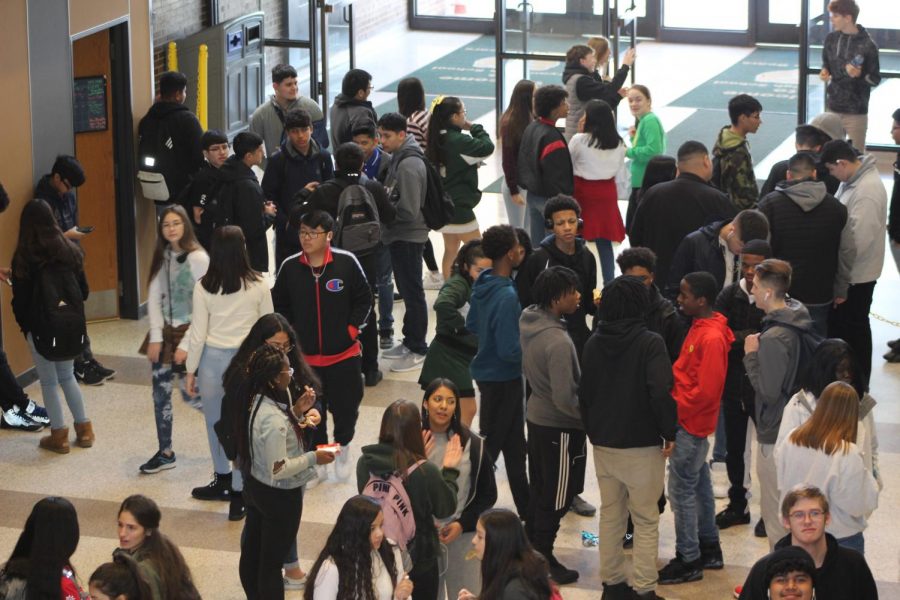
[357,442,460,567]
[712,125,758,210]
[438,123,495,224]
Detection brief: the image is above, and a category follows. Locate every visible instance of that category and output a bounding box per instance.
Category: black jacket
[272,245,372,367]
[646,284,684,363]
[218,155,270,273]
[294,172,396,237]
[137,101,204,202]
[561,61,629,109]
[177,162,223,250]
[665,219,730,299]
[578,317,677,447]
[629,173,736,287]
[329,94,377,148]
[715,282,764,410]
[451,432,497,533]
[759,155,841,199]
[516,236,597,357]
[822,25,881,115]
[738,533,878,600]
[34,176,78,233]
[11,256,88,336]
[889,151,900,243]
[517,118,574,197]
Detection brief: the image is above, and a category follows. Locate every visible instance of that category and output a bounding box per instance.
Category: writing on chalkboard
[74,76,108,133]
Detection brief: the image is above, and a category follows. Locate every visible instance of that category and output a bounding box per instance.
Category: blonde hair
[789,381,859,455]
[587,37,610,63]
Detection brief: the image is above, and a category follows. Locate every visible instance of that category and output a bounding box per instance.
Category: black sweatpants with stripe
[526,420,587,560]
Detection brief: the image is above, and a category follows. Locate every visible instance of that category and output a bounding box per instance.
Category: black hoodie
[217,155,269,273]
[822,25,881,115]
[329,93,377,148]
[578,318,677,448]
[137,101,204,202]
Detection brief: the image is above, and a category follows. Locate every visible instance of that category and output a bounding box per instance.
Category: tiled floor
[2,24,899,600]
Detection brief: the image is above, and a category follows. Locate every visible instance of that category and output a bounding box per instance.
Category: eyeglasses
[300,230,326,239]
[267,341,294,353]
[788,509,825,521]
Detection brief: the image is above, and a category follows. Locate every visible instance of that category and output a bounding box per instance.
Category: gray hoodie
[835,155,888,284]
[743,299,814,444]
[382,135,429,244]
[519,305,583,430]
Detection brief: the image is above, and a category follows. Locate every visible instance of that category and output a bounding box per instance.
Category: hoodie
[835,155,888,284]
[758,179,854,303]
[356,443,459,566]
[249,95,327,167]
[822,25,881,115]
[743,300,814,444]
[562,61,630,140]
[520,306,583,430]
[664,219,730,298]
[466,270,522,382]
[672,313,734,437]
[647,284,685,363]
[217,155,270,273]
[329,93,377,149]
[137,101,205,202]
[382,135,429,244]
[712,126,758,210]
[34,175,77,233]
[437,123,495,224]
[578,318,677,448]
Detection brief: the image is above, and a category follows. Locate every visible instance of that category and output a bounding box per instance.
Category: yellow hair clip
[430,95,446,114]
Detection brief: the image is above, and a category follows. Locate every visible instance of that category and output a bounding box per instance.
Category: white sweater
[185,278,273,372]
[312,548,403,600]
[147,249,209,350]
[568,134,628,180]
[775,435,879,538]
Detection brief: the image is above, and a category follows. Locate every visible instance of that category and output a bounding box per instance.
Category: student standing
[330,69,377,148]
[624,85,666,230]
[884,108,900,361]
[499,80,536,229]
[712,94,763,210]
[562,43,634,141]
[180,130,230,250]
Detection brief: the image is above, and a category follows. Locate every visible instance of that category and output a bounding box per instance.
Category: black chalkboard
[73,76,108,133]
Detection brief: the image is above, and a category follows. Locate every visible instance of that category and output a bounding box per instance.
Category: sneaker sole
[191,493,231,501]
[140,462,177,474]
[658,571,703,585]
[390,362,424,372]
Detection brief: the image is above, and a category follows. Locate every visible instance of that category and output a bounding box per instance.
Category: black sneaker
[24,399,50,425]
[393,292,403,303]
[1,406,44,432]
[90,359,116,380]
[191,472,232,501]
[74,362,105,386]
[622,533,634,548]
[699,542,724,570]
[228,491,246,521]
[887,338,900,350]
[379,330,394,350]
[548,557,579,585]
[139,451,176,474]
[716,505,751,529]
[569,494,597,516]
[601,582,633,600]
[657,554,703,585]
[754,518,767,538]
[631,591,666,600]
[364,370,383,387]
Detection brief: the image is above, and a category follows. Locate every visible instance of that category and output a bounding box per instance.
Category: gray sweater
[836,155,888,284]
[381,135,429,244]
[249,96,325,168]
[520,305,583,430]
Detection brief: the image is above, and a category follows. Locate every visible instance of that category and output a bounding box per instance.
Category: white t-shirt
[312,548,403,600]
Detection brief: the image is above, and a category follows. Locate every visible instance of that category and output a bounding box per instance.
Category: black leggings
[423,239,439,272]
[410,559,439,600]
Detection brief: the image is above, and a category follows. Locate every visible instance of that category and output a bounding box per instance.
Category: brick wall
[353,0,409,42]
[151,0,208,90]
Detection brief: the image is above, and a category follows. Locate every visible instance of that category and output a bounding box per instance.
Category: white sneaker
[711,461,728,499]
[383,343,410,359]
[283,574,306,590]
[423,270,444,290]
[334,445,352,480]
[390,351,425,372]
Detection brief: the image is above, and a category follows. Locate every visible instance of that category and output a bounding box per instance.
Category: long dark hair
[500,80,536,149]
[89,553,153,600]
[12,198,83,278]
[582,99,622,150]
[304,496,398,600]
[453,239,486,284]
[148,205,202,285]
[3,496,80,600]
[200,225,261,294]
[479,509,551,600]
[421,378,471,449]
[378,399,428,475]
[801,338,865,398]
[117,495,200,600]
[639,155,677,194]
[425,96,463,167]
[397,77,426,117]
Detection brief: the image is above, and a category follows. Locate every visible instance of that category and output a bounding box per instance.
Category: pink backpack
[362,460,426,551]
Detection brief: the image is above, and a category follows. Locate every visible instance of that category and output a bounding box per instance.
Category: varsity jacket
[437,123,495,224]
[517,117,575,197]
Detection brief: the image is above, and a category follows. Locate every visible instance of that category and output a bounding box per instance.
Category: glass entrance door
[321,0,355,110]
[658,0,752,45]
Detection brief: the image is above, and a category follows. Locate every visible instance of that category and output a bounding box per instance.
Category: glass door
[756,0,802,45]
[658,0,752,45]
[270,0,318,99]
[321,0,355,110]
[410,0,494,32]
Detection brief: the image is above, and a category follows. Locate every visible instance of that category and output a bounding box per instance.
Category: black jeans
[312,356,364,447]
[357,252,379,374]
[0,347,30,412]
[423,238,439,272]
[723,393,754,511]
[477,378,530,518]
[389,240,428,355]
[410,559,439,600]
[829,281,876,389]
[239,476,304,600]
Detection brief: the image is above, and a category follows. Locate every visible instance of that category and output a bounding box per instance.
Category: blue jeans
[151,362,199,453]
[389,241,428,355]
[500,179,527,229]
[836,531,865,555]
[594,238,616,285]
[668,427,719,561]
[198,345,243,491]
[375,244,394,334]
[525,193,548,249]
[26,333,87,429]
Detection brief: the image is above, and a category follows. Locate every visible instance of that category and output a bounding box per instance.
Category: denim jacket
[249,394,317,489]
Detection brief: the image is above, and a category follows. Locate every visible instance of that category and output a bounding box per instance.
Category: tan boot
[74,421,95,448]
[39,427,70,454]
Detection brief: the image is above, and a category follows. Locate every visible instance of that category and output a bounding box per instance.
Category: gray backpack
[332,181,381,256]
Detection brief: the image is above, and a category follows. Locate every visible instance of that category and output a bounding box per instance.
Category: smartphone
[76,225,95,234]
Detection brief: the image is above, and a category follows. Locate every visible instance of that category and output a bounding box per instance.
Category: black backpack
[137,116,176,201]
[198,175,232,231]
[398,155,455,230]
[30,264,88,361]
[763,320,825,395]
[331,180,381,256]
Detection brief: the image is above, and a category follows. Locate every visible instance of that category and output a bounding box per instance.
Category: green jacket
[419,273,478,391]
[712,126,758,210]
[357,442,459,566]
[438,123,495,224]
[625,111,666,187]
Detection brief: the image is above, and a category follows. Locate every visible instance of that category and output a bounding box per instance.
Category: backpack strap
[403,459,427,479]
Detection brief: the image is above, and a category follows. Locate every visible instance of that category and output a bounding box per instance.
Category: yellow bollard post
[197,44,209,130]
[167,41,178,72]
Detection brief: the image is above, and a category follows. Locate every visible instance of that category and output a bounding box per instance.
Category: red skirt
[573,176,626,242]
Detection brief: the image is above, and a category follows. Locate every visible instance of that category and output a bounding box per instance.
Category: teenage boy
[886,108,900,362]
[579,276,676,600]
[821,0,881,151]
[218,132,277,273]
[743,259,816,550]
[352,121,391,182]
[562,43,635,140]
[713,240,770,530]
[759,124,837,198]
[272,209,371,481]
[658,272,734,585]
[821,139,888,389]
[466,225,530,520]
[517,84,574,245]
[249,63,327,166]
[738,485,878,600]
[330,69,377,148]
[377,113,429,371]
[758,152,855,336]
[712,94,763,210]
[520,266,585,585]
[34,155,115,386]
[261,108,335,265]
[181,129,230,250]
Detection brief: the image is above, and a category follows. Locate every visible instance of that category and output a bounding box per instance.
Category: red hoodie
[672,312,735,437]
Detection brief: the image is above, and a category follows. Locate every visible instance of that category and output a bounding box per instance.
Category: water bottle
[850,54,864,69]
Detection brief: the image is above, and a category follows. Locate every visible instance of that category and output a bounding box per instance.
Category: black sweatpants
[357,253,378,375]
[829,280,876,390]
[239,476,304,600]
[723,394,754,511]
[526,421,586,559]
[312,356,363,447]
[477,378,530,518]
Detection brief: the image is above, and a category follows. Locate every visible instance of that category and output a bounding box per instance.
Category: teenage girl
[89,553,153,600]
[624,84,666,231]
[498,80,536,229]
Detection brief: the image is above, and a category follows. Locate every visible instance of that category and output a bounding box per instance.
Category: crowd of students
[1,0,897,598]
